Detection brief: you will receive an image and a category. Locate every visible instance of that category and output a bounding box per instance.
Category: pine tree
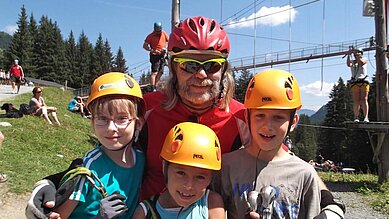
[234,69,252,103]
[113,47,127,73]
[64,31,78,88]
[28,13,39,78]
[5,5,32,74]
[103,39,114,73]
[291,114,317,161]
[317,78,354,164]
[76,31,93,88]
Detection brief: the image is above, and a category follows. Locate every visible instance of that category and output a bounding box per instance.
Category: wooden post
[374,0,389,183]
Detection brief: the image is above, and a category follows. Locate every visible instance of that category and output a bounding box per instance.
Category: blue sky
[0,0,376,111]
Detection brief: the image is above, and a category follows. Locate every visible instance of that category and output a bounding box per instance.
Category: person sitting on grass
[29,86,61,126]
[67,96,89,118]
[132,122,225,219]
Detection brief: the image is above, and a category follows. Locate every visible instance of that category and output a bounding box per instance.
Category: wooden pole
[374,0,389,183]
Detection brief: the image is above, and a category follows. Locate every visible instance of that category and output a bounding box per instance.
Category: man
[9,59,24,94]
[26,16,345,219]
[143,22,169,92]
[346,47,369,122]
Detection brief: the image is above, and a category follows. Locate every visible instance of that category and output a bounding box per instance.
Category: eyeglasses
[94,115,134,129]
[173,58,226,74]
[35,91,42,93]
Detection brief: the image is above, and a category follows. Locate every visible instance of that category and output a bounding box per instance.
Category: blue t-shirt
[69,145,145,218]
[155,190,209,218]
[67,99,78,111]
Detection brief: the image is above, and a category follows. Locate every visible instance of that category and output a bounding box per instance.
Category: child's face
[93,111,136,150]
[166,163,213,208]
[249,108,297,152]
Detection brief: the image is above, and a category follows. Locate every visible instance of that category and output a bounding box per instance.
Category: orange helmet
[86,72,145,115]
[160,122,221,170]
[244,69,302,110]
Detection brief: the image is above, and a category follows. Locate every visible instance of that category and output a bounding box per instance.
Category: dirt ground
[0,182,29,219]
[0,181,388,219]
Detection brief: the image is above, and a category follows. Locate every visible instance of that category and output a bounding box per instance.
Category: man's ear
[290,113,299,132]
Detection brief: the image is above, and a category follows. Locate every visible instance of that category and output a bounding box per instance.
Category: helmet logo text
[262,97,272,102]
[193,154,204,159]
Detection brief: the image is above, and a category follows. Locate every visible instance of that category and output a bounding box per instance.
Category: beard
[178,77,221,106]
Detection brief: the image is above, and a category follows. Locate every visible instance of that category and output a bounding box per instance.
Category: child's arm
[208,191,226,219]
[52,199,78,219]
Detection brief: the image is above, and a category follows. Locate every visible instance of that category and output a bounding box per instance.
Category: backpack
[19,103,36,115]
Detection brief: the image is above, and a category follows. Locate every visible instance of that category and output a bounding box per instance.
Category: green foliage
[318,172,389,215]
[0,32,12,50]
[3,6,120,89]
[291,114,317,161]
[0,87,94,193]
[234,69,252,103]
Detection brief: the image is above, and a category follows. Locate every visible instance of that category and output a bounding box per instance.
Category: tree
[28,13,39,78]
[234,69,252,103]
[5,5,32,74]
[64,31,78,88]
[291,114,317,162]
[76,31,94,87]
[102,39,114,73]
[113,47,127,73]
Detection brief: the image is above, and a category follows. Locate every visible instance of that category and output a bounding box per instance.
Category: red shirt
[139,91,250,199]
[10,65,23,77]
[144,31,169,55]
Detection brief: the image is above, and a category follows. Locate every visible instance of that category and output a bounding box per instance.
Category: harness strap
[143,195,162,219]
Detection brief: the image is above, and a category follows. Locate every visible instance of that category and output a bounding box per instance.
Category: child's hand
[96,192,128,219]
[248,211,260,219]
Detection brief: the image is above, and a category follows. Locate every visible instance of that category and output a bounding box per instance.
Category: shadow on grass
[325,181,381,193]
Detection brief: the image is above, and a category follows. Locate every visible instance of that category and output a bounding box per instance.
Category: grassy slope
[0,87,95,193]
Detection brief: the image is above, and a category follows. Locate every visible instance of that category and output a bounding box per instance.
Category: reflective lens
[94,115,134,128]
[173,58,226,74]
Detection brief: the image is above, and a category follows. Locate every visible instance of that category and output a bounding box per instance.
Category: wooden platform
[344,121,389,163]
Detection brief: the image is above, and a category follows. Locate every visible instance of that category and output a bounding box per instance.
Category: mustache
[186,78,215,86]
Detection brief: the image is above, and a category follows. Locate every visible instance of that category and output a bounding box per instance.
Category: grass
[0,87,95,193]
[319,172,389,215]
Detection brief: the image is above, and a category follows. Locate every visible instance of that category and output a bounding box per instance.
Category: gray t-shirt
[213,148,321,219]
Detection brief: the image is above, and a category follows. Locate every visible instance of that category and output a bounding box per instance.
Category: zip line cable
[320,0,326,91]
[298,123,351,131]
[222,0,320,27]
[220,0,266,25]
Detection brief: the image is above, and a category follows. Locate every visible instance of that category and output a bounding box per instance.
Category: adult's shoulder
[143,91,166,110]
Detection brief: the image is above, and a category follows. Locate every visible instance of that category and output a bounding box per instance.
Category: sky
[0,0,377,111]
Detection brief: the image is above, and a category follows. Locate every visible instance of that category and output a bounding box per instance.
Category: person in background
[143,21,169,92]
[132,122,225,219]
[0,68,5,85]
[29,86,61,126]
[67,96,89,118]
[0,131,7,183]
[346,47,369,122]
[9,59,24,94]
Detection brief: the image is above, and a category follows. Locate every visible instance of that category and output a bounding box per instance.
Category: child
[54,72,146,218]
[214,69,321,219]
[132,122,225,219]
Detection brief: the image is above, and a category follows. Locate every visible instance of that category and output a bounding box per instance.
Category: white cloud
[226,5,297,29]
[2,25,17,35]
[300,81,336,97]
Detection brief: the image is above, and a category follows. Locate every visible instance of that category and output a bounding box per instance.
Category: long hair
[162,59,235,112]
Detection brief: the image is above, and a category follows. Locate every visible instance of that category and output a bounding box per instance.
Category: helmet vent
[188,19,197,32]
[199,17,205,26]
[209,20,216,32]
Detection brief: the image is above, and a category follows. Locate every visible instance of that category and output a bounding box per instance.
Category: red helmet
[168,16,230,57]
